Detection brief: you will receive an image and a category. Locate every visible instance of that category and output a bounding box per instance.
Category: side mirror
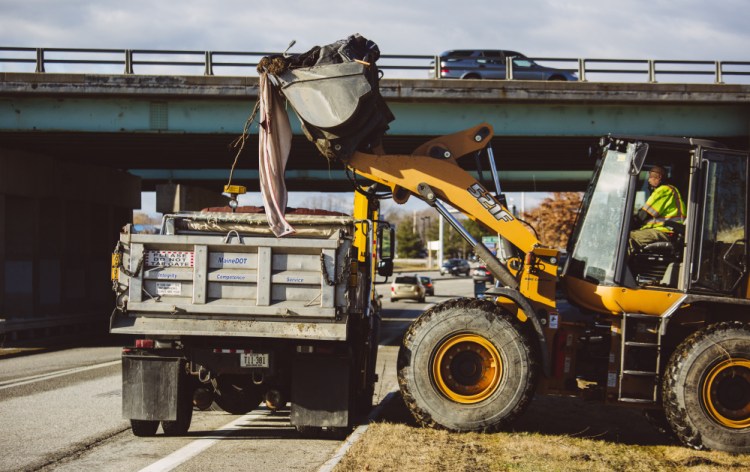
[377,223,395,278]
[377,259,394,278]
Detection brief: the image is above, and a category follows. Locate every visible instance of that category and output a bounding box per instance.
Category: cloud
[1,0,747,61]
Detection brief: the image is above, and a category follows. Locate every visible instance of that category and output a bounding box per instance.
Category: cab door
[688,149,749,295]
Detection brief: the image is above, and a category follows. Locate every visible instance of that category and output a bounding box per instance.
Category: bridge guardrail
[1,47,749,84]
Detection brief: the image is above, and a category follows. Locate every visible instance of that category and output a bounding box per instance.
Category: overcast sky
[2,0,747,61]
[3,0,746,215]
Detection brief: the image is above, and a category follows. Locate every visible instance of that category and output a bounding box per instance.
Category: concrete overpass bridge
[1,51,750,342]
[2,70,749,195]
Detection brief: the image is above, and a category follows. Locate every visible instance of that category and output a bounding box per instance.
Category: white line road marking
[138,411,267,472]
[0,360,121,390]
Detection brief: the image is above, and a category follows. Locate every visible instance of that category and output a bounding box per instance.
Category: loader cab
[563,136,749,313]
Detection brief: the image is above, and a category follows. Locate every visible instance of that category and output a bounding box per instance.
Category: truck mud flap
[122,355,182,421]
[290,354,350,428]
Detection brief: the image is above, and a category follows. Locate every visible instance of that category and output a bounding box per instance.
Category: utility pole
[420,216,431,243]
[421,215,431,268]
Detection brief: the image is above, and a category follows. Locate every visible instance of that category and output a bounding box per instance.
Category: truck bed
[111,212,363,341]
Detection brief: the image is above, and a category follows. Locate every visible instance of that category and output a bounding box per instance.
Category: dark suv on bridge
[433,49,577,81]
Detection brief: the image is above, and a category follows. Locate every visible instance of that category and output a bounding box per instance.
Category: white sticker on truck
[155,281,182,296]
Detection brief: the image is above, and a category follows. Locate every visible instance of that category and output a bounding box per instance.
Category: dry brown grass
[335,395,750,472]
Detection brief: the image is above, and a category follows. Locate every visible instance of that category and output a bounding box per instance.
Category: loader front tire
[663,321,750,452]
[397,298,538,432]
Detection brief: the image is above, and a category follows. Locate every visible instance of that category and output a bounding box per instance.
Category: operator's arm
[633,207,653,228]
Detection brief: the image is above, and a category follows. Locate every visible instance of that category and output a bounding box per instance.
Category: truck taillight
[135,339,155,349]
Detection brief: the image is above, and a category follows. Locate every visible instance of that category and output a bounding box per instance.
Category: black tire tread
[162,384,194,436]
[130,419,159,437]
[397,297,538,432]
[662,321,750,451]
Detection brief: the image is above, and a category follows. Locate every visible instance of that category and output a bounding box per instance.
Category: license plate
[240,352,269,368]
[146,250,194,267]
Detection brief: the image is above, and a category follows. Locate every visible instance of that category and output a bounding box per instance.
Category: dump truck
[257,35,750,452]
[110,193,393,437]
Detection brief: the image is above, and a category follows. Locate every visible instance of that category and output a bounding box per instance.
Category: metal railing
[1,47,749,84]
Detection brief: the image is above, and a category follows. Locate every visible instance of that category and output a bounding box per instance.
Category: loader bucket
[278,61,374,131]
[270,38,394,162]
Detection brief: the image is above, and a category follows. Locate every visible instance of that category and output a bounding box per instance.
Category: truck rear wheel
[162,375,194,436]
[663,321,750,452]
[130,419,159,437]
[397,298,538,432]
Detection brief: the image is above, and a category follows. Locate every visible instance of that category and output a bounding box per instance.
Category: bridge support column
[155,183,229,213]
[0,149,140,344]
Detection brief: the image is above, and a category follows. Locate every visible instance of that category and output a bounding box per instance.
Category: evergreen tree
[395,220,424,257]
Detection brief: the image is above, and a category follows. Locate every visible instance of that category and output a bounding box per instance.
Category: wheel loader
[262,35,750,453]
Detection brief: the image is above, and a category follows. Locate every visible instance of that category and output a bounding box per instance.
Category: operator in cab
[629,165,686,252]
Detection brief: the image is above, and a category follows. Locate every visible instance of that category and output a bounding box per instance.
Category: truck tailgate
[111,213,357,340]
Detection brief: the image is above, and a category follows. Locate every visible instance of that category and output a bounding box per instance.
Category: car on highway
[433,49,577,81]
[440,258,471,276]
[419,275,435,296]
[471,265,494,283]
[391,275,426,302]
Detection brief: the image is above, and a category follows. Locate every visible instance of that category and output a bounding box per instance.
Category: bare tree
[522,192,583,250]
[133,212,161,225]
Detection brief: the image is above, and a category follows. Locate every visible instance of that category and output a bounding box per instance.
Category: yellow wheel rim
[432,334,502,404]
[702,358,750,429]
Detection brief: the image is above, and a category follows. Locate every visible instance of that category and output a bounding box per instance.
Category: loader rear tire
[663,321,750,452]
[397,298,538,432]
[643,409,677,440]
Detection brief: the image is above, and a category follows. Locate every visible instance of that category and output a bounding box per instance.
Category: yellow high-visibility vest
[640,184,686,231]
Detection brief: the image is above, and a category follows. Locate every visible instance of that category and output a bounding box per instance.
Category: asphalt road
[0,271,474,472]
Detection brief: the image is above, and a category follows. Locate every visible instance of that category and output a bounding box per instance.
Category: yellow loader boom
[347,122,558,311]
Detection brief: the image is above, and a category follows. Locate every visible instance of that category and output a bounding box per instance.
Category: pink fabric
[258,73,295,237]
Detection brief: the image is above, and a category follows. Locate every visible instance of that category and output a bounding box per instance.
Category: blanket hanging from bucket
[258,72,295,237]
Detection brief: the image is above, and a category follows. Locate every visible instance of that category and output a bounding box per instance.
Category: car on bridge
[433,49,577,81]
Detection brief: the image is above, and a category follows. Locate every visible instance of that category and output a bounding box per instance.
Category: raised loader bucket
[266,34,394,162]
[279,61,374,131]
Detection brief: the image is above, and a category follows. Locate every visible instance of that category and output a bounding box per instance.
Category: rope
[226,99,261,188]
